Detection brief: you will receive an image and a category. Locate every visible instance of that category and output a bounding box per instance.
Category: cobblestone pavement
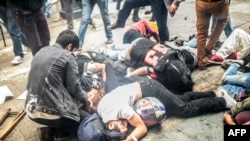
[0,0,250,141]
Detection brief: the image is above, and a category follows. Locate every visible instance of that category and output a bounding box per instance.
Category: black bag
[164,60,194,93]
[77,113,127,141]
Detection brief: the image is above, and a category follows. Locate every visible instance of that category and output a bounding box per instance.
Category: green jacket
[231,97,250,116]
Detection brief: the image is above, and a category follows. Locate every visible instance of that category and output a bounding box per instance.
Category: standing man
[78,0,113,49]
[195,0,229,69]
[25,30,88,140]
[6,0,50,56]
[0,4,28,65]
[109,0,183,44]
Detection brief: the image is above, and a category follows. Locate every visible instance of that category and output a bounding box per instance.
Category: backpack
[164,60,194,94]
[77,113,127,141]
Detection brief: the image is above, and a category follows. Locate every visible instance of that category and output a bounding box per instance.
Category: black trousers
[11,8,50,56]
[123,29,145,44]
[116,0,151,27]
[134,76,227,117]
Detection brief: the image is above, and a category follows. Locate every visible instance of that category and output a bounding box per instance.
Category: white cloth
[216,29,250,59]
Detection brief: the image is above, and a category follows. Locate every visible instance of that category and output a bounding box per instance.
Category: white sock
[220,89,236,108]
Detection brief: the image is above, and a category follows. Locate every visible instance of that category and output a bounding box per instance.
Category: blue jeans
[78,0,112,48]
[219,84,245,100]
[211,0,233,37]
[222,63,250,88]
[0,6,26,58]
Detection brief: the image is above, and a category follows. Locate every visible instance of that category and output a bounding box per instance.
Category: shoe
[227,52,238,59]
[107,23,123,30]
[63,26,73,31]
[144,10,152,15]
[106,38,113,44]
[221,59,245,69]
[218,89,236,108]
[38,127,55,141]
[89,19,98,30]
[132,16,141,22]
[11,56,23,65]
[23,46,30,55]
[208,54,224,64]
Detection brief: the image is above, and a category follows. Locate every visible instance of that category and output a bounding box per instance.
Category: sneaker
[218,89,236,108]
[106,38,113,44]
[208,54,224,64]
[23,46,30,55]
[107,23,124,30]
[227,52,238,59]
[221,59,245,69]
[11,56,23,65]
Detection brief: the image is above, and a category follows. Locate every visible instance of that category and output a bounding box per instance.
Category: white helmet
[133,97,166,127]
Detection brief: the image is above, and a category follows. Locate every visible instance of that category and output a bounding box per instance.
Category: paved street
[0,0,250,140]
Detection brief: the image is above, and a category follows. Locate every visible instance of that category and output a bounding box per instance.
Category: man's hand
[169,4,178,12]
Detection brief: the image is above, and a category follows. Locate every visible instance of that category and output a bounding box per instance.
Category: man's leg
[11,9,49,56]
[110,0,150,28]
[206,1,229,52]
[6,9,24,61]
[36,9,50,47]
[222,63,250,88]
[196,0,211,69]
[78,0,94,48]
[0,7,24,64]
[150,0,169,43]
[97,0,113,44]
[132,8,140,22]
[61,0,74,30]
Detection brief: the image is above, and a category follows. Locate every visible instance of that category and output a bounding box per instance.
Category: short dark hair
[56,30,79,49]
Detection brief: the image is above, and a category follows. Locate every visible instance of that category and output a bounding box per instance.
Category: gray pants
[61,0,74,29]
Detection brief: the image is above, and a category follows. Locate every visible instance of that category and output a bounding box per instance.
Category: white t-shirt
[97,82,141,124]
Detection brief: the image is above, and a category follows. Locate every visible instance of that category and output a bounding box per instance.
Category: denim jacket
[25,43,87,122]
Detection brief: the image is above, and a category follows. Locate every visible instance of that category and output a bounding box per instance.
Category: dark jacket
[6,0,44,11]
[25,43,87,122]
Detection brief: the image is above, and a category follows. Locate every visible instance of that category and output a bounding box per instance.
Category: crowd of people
[1,0,250,141]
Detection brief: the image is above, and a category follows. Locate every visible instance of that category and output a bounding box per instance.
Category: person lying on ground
[92,63,237,141]
[224,96,250,125]
[217,59,250,101]
[209,29,250,63]
[25,30,89,140]
[123,20,159,44]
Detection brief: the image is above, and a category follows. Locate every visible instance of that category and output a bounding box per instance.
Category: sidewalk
[0,0,250,141]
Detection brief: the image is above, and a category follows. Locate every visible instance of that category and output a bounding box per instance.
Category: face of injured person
[107,119,128,133]
[86,87,105,113]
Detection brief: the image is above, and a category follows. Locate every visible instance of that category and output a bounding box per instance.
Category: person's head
[86,87,105,114]
[56,30,79,51]
[106,119,128,133]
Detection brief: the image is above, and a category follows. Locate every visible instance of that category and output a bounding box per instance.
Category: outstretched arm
[126,66,148,77]
[223,112,236,125]
[122,112,147,141]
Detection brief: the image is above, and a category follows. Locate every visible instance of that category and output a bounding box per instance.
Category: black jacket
[25,43,87,122]
[6,0,44,11]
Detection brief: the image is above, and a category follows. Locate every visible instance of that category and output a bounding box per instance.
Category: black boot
[132,8,141,22]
